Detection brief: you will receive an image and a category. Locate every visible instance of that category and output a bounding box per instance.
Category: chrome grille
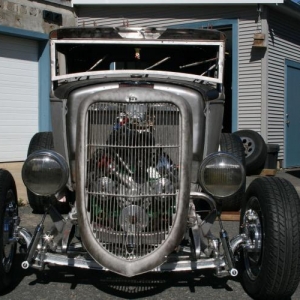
[85,102,180,260]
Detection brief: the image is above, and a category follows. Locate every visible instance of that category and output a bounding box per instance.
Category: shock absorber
[218,217,238,277]
[21,209,48,270]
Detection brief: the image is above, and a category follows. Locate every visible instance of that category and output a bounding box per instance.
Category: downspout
[260,4,269,142]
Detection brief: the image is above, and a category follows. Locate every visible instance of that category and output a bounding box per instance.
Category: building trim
[284,58,300,167]
[0,25,51,132]
[285,59,300,69]
[73,0,284,5]
[0,25,48,40]
[38,41,51,131]
[171,19,238,132]
[261,7,269,141]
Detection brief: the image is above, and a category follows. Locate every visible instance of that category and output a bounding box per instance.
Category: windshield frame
[50,28,225,87]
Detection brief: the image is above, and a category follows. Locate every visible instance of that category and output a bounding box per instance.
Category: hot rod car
[1,27,300,299]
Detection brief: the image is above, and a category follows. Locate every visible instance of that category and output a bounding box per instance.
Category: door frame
[171,19,238,132]
[0,25,50,131]
[284,59,300,168]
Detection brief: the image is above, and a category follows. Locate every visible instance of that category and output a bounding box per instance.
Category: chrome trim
[190,192,217,210]
[18,227,33,248]
[22,150,69,196]
[230,234,248,254]
[76,87,193,277]
[52,69,223,84]
[36,252,226,272]
[199,152,245,198]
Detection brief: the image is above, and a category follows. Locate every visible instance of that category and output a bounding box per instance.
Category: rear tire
[26,132,70,214]
[0,169,18,292]
[240,177,300,299]
[233,130,267,175]
[219,133,245,211]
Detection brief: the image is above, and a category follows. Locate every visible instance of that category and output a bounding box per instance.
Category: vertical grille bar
[85,102,180,260]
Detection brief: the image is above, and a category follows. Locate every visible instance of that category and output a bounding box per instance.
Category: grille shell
[76,87,192,276]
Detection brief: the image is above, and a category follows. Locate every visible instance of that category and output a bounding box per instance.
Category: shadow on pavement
[286,169,300,179]
[2,262,241,299]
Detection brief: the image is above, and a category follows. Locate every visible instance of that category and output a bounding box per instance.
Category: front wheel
[0,169,18,292]
[239,177,300,299]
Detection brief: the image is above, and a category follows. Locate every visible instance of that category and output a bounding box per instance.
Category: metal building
[0,0,75,162]
[73,0,300,168]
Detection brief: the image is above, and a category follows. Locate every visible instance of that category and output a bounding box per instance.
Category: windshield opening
[55,43,220,79]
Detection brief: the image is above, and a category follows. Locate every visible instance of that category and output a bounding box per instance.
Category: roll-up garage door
[0,34,39,162]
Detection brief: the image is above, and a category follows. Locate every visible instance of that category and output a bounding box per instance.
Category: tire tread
[0,169,18,291]
[241,177,300,299]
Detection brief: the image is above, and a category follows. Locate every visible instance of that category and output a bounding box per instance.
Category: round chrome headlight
[22,150,69,196]
[199,152,245,198]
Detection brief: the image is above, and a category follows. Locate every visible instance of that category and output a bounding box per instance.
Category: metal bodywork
[76,88,192,276]
[18,27,251,279]
[49,27,225,85]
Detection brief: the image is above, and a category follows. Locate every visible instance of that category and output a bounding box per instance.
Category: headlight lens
[22,150,69,196]
[199,152,245,198]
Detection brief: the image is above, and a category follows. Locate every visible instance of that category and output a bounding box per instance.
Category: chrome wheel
[240,136,255,159]
[240,177,300,299]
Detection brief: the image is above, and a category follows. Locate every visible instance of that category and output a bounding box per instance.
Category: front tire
[240,177,300,299]
[0,169,18,292]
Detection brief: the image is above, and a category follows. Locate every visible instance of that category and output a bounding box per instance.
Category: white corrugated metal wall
[76,5,242,27]
[0,34,39,162]
[238,18,263,133]
[267,8,300,161]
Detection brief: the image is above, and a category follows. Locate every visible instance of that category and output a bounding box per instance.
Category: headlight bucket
[199,152,245,198]
[22,150,69,196]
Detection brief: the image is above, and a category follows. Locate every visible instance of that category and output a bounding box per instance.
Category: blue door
[285,60,300,167]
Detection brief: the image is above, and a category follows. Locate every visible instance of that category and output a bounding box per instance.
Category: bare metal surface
[75,88,193,277]
[50,27,225,85]
[86,101,180,259]
[37,252,226,273]
[17,227,32,248]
